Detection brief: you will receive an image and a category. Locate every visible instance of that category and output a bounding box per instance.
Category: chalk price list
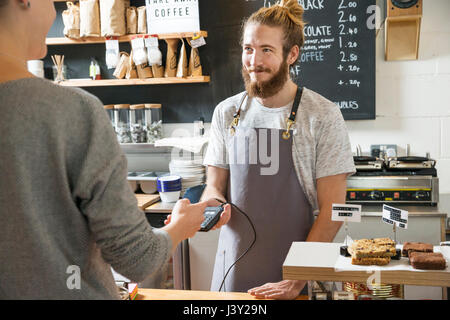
[336,0,361,90]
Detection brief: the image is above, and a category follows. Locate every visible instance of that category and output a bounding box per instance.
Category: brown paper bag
[80,0,100,37]
[62,2,80,39]
[151,64,165,78]
[187,38,203,77]
[99,0,126,37]
[126,51,138,79]
[176,38,188,78]
[113,51,129,79]
[136,63,154,79]
[164,39,179,78]
[137,6,147,34]
[126,6,137,34]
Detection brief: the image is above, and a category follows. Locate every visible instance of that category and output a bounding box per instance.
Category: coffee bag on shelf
[137,6,147,34]
[113,51,129,79]
[151,64,165,78]
[187,38,203,77]
[164,39,179,77]
[176,38,188,78]
[99,0,126,37]
[80,0,100,37]
[62,2,80,39]
[126,51,138,79]
[126,6,137,34]
[136,63,154,79]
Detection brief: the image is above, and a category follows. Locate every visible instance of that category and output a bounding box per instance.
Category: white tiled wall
[347,0,450,200]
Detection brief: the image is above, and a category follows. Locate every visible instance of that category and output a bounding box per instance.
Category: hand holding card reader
[200,206,224,232]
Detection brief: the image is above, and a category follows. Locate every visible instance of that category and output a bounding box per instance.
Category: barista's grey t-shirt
[0,78,172,299]
[203,88,356,212]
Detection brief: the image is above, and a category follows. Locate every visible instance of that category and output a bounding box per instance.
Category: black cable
[214,198,256,292]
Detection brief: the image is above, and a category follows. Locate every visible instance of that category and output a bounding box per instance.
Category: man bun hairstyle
[243,0,305,61]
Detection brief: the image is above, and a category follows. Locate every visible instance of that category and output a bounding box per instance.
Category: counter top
[140,201,447,216]
[283,242,450,287]
[136,289,309,300]
[144,201,175,213]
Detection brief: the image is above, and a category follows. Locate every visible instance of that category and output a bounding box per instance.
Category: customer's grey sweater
[0,78,172,299]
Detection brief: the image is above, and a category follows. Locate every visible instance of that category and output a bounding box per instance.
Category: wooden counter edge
[136,288,308,300]
[283,266,450,287]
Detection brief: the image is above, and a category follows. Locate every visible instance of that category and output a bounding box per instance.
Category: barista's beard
[242,60,290,99]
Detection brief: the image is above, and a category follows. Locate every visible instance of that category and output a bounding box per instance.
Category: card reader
[200,206,224,232]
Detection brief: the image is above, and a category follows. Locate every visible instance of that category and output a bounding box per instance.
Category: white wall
[346,0,450,215]
[348,0,449,168]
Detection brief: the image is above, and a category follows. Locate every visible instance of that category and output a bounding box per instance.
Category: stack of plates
[169,159,206,195]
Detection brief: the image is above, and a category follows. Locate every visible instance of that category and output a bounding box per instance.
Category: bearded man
[201,0,355,300]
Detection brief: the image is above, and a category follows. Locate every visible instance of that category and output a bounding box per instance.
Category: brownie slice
[401,242,433,257]
[409,252,446,270]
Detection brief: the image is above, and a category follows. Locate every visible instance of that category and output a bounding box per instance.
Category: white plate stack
[169,159,206,195]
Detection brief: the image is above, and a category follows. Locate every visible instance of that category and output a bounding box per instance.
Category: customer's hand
[165,198,231,231]
[162,199,207,250]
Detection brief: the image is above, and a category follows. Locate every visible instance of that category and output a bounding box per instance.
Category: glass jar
[52,64,67,81]
[130,104,147,143]
[114,104,132,143]
[103,105,115,131]
[144,104,163,144]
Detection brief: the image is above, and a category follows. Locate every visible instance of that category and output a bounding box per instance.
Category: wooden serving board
[135,194,160,210]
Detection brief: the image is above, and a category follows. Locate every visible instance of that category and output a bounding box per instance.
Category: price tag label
[105,39,119,50]
[131,37,145,50]
[382,204,408,229]
[332,204,361,223]
[190,36,206,48]
[145,36,159,47]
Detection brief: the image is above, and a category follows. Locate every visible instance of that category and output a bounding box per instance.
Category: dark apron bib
[210,125,313,292]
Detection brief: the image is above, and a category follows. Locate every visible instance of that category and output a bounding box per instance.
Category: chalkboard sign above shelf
[46,31,208,46]
[56,76,210,87]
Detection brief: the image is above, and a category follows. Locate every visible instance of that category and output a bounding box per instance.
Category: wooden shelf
[55,76,210,87]
[46,31,208,46]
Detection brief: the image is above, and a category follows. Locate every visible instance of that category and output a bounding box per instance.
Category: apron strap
[229,92,248,135]
[288,86,303,123]
[283,86,303,140]
[230,87,303,137]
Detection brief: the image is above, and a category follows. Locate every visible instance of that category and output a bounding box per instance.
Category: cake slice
[401,242,433,257]
[409,252,446,270]
[372,238,396,246]
[351,257,391,266]
[349,238,396,258]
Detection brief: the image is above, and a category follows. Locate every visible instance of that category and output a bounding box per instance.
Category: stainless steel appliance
[347,145,439,206]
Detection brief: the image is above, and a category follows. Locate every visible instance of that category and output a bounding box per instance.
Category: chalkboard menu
[46,0,375,122]
[291,0,376,119]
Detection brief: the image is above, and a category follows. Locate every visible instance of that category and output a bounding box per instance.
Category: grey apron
[210,92,314,292]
